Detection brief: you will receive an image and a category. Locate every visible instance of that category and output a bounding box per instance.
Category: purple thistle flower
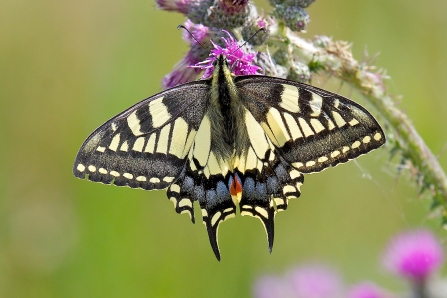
[162,52,202,88]
[181,20,209,45]
[287,264,343,298]
[192,30,262,78]
[219,0,249,13]
[382,229,444,282]
[347,282,393,298]
[155,0,189,14]
[162,21,214,88]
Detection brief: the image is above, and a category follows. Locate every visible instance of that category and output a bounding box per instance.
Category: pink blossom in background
[253,264,343,298]
[382,229,444,282]
[253,275,291,298]
[348,282,393,298]
[288,264,343,298]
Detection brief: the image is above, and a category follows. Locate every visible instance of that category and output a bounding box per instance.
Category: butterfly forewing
[236,75,386,174]
[73,81,210,190]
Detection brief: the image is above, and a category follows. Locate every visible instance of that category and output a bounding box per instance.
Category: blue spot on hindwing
[256,182,268,199]
[216,180,230,200]
[206,189,218,206]
[274,163,288,182]
[243,176,256,199]
[267,176,281,194]
[194,185,205,201]
[183,175,194,194]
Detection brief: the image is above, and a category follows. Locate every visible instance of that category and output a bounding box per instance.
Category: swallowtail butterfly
[73,54,385,260]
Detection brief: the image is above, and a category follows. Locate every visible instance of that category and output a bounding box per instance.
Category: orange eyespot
[229,174,242,196]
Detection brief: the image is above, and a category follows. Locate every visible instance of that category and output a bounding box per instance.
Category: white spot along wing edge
[235,75,386,174]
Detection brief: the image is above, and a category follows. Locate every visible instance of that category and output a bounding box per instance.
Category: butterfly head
[211,54,232,74]
[212,54,230,68]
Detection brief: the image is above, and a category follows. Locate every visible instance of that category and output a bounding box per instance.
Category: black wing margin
[73,81,210,190]
[235,75,386,174]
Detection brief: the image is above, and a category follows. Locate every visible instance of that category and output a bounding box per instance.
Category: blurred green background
[1,0,447,297]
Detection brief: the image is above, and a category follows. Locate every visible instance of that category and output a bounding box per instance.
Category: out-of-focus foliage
[0,0,446,297]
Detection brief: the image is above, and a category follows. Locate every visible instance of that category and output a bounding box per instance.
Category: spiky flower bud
[206,0,251,28]
[272,50,289,66]
[186,0,214,24]
[268,0,284,6]
[241,17,272,46]
[285,0,315,8]
[207,27,230,48]
[220,0,249,13]
[275,65,288,78]
[283,6,309,32]
[272,4,286,19]
[254,52,275,75]
[287,61,311,83]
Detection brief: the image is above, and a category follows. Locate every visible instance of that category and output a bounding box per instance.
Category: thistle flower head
[382,229,444,282]
[347,282,392,298]
[193,30,262,78]
[206,0,251,28]
[186,0,214,24]
[286,0,315,8]
[162,52,202,88]
[283,5,310,32]
[219,0,249,13]
[241,16,273,46]
[155,0,190,14]
[287,61,311,83]
[181,20,209,44]
[180,21,211,62]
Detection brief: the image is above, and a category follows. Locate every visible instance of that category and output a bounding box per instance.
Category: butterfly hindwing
[233,110,304,253]
[167,136,236,260]
[236,75,386,173]
[236,147,304,253]
[73,81,210,190]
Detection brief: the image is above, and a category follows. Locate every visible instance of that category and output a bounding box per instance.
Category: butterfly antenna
[231,28,266,55]
[177,25,207,52]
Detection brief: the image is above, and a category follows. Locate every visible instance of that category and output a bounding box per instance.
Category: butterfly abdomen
[208,56,250,161]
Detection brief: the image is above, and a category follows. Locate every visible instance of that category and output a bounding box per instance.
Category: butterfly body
[209,56,249,161]
[74,55,385,260]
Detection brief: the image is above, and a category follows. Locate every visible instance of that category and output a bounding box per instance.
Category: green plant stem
[278,30,447,218]
[350,76,447,214]
[413,280,428,298]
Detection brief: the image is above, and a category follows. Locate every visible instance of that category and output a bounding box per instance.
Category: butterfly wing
[235,75,386,173]
[232,123,304,253]
[73,80,210,191]
[231,75,385,252]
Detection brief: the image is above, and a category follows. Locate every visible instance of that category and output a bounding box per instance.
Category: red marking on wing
[229,174,242,197]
